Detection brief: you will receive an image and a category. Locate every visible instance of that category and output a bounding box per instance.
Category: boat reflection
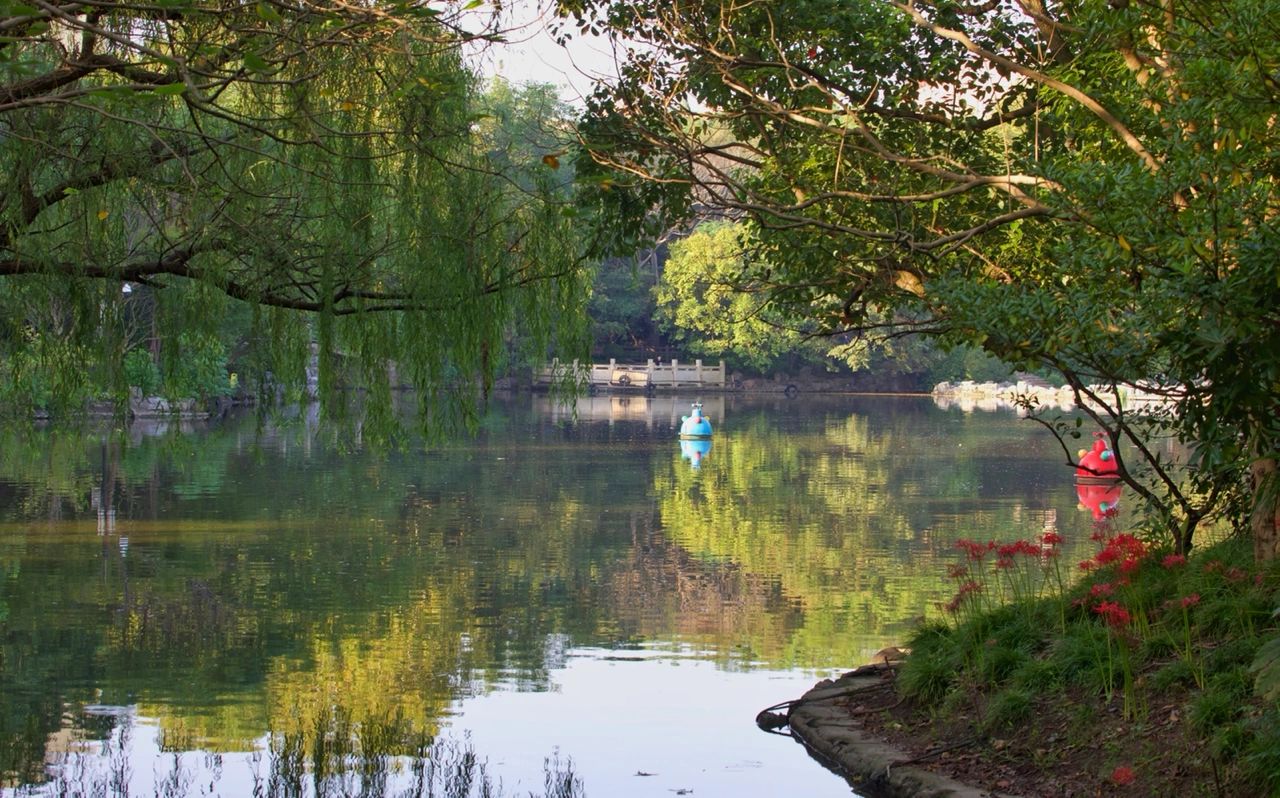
[679,437,712,469]
[1077,480,1123,520]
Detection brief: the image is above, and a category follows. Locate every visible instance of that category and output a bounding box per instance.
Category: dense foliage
[656,221,821,370]
[656,219,1022,381]
[565,0,1280,558]
[0,1,591,431]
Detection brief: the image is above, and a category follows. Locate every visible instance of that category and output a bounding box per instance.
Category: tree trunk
[1251,457,1280,563]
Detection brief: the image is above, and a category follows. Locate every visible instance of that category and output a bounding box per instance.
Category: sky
[469,0,619,103]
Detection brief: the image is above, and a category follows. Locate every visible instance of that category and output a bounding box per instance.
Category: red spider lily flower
[1041,531,1063,546]
[1093,601,1131,628]
[1227,567,1248,582]
[1111,764,1136,785]
[1092,534,1147,572]
[1079,560,1095,571]
[1089,582,1115,597]
[1116,534,1145,555]
[1161,553,1187,569]
[945,581,983,613]
[995,556,1014,569]
[1180,593,1201,608]
[996,540,1039,559]
[947,563,968,580]
[956,539,991,561]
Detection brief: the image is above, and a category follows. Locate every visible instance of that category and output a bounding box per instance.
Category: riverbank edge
[785,666,1018,798]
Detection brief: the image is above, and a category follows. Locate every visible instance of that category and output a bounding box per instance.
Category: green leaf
[87,85,138,99]
[256,2,281,22]
[1250,632,1280,703]
[243,51,270,73]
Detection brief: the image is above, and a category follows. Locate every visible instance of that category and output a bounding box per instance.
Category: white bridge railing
[534,358,727,389]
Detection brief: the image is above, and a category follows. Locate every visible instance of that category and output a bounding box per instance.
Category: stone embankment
[782,663,1017,798]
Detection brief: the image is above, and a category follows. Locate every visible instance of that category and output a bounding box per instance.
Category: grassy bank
[879,531,1280,796]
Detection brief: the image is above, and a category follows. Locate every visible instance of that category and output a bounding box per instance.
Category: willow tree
[562,0,1280,559]
[0,0,591,431]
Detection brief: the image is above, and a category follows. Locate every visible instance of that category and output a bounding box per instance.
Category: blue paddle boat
[679,402,713,440]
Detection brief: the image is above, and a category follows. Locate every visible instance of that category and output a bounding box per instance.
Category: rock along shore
[931,378,1174,415]
[783,665,1019,798]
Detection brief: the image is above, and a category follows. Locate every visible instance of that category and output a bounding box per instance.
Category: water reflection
[0,394,1107,796]
[1077,481,1124,520]
[25,711,584,798]
[678,438,712,469]
[533,394,726,429]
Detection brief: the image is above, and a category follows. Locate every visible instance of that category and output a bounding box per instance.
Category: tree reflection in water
[14,713,584,798]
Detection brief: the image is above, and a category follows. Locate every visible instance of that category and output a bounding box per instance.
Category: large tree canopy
[657,221,817,371]
[1,0,590,428]
[565,0,1280,558]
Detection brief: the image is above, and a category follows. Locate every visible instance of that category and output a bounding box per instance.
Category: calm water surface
[0,394,1114,796]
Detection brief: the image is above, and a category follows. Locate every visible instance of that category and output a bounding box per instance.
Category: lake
[0,393,1115,797]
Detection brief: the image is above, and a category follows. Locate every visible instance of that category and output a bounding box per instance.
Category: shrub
[899,623,961,703]
[1010,657,1064,693]
[1190,683,1244,736]
[1239,712,1280,796]
[1150,659,1198,692]
[1053,622,1112,692]
[169,333,233,400]
[1206,639,1261,677]
[982,687,1033,732]
[978,643,1032,686]
[124,349,162,396]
